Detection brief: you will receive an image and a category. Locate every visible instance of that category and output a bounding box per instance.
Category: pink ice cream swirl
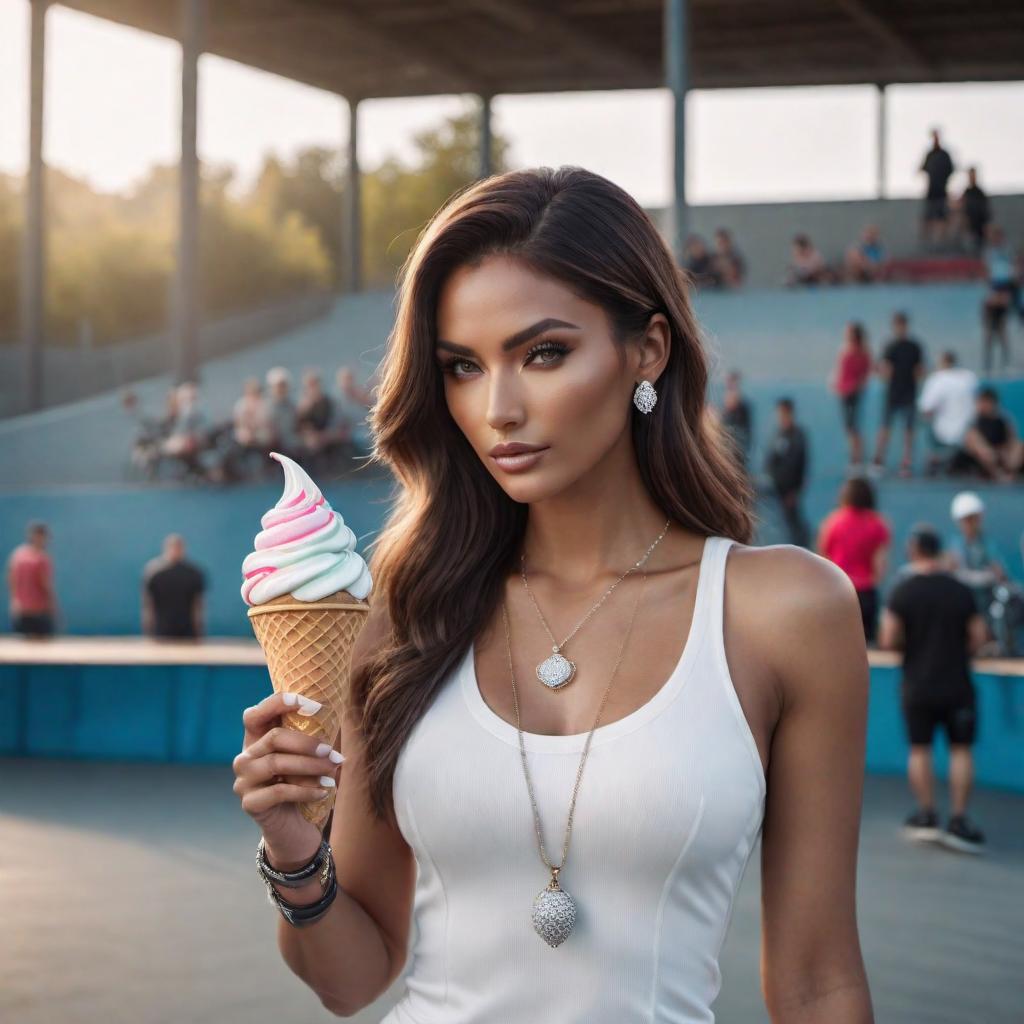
[240,451,373,606]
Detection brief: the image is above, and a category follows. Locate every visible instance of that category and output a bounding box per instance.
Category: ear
[635,312,671,382]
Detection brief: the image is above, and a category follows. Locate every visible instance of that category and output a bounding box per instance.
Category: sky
[1,1,1022,208]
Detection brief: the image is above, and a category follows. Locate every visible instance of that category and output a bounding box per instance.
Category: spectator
[946,491,1009,627]
[719,369,753,472]
[265,366,301,462]
[844,225,886,283]
[919,128,955,248]
[957,167,991,254]
[785,233,830,287]
[295,369,336,471]
[879,524,987,854]
[961,387,1024,482]
[917,350,978,477]
[6,520,57,637]
[816,476,891,645]
[870,311,925,479]
[712,228,746,289]
[218,377,273,481]
[830,321,872,469]
[980,223,1021,374]
[327,366,376,458]
[142,534,206,639]
[160,381,209,479]
[683,234,722,289]
[764,396,810,548]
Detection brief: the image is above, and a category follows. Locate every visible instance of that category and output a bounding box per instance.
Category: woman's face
[435,255,666,502]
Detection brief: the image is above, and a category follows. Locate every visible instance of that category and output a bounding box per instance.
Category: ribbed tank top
[381,534,767,1024]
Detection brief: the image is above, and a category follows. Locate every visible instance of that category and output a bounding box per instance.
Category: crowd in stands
[682,227,747,290]
[121,364,378,484]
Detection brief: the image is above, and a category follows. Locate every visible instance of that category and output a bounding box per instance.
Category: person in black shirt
[919,128,954,248]
[764,396,809,548]
[720,369,752,472]
[682,234,722,289]
[879,525,989,854]
[142,534,207,639]
[962,386,1024,482]
[958,167,990,255]
[870,311,925,479]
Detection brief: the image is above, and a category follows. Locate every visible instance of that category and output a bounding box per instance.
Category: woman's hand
[233,691,346,866]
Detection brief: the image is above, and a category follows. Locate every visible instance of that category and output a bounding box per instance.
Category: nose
[484,369,525,433]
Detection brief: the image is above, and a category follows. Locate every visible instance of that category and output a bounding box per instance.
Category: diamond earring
[633,379,657,414]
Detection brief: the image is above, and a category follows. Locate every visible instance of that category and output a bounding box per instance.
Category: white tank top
[381,534,767,1024]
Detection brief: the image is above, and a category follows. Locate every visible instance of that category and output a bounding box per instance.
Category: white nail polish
[297,696,322,716]
[315,743,332,758]
[282,692,298,706]
[328,749,345,764]
[318,775,336,788]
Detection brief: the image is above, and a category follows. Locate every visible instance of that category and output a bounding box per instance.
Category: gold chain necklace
[520,519,671,690]
[501,571,647,948]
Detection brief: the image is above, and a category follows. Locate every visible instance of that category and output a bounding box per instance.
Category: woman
[817,476,891,645]
[831,321,873,469]
[233,168,873,1021]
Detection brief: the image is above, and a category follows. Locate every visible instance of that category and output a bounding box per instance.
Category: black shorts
[840,391,863,432]
[902,690,977,746]
[883,396,916,429]
[923,195,948,222]
[856,587,878,643]
[12,611,54,636]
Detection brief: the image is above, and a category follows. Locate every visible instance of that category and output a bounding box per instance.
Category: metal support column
[21,0,49,413]
[345,98,362,294]
[172,0,202,386]
[479,94,493,179]
[663,0,689,263]
[876,83,887,199]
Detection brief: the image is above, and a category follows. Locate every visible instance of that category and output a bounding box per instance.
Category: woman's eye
[440,341,569,379]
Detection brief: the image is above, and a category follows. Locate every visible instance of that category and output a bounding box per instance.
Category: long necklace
[501,571,647,948]
[521,519,671,690]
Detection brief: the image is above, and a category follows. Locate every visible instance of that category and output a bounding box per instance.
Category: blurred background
[1,1,1022,1021]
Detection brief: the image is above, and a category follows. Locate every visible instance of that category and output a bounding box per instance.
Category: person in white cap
[946,491,1009,631]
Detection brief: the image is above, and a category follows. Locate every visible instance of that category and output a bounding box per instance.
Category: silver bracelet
[257,835,329,887]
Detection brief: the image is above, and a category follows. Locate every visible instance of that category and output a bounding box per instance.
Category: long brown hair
[353,166,755,823]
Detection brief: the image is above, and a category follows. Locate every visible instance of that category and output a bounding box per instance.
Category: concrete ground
[2,758,1022,1024]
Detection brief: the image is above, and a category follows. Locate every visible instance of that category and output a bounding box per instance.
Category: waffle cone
[247,590,370,830]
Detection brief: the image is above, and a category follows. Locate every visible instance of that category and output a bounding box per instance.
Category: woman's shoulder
[723,542,862,685]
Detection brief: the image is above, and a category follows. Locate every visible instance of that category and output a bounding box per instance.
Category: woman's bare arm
[276,600,416,1016]
[756,547,874,1023]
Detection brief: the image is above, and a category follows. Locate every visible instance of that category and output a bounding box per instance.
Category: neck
[520,441,674,587]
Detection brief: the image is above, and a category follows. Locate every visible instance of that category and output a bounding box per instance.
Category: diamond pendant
[536,648,576,689]
[531,871,576,947]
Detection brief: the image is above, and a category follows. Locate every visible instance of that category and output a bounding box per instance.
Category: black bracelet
[265,857,339,928]
[257,835,328,887]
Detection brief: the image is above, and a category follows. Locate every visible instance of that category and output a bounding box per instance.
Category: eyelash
[439,340,570,379]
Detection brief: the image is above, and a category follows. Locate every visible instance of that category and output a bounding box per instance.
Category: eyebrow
[436,318,581,357]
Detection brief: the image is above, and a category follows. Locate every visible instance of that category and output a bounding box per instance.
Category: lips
[489,442,548,457]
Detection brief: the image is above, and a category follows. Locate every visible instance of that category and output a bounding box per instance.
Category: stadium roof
[58,0,1024,100]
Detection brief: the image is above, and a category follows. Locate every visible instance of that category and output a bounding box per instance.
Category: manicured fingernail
[318,775,336,788]
[282,692,298,706]
[328,749,345,764]
[315,743,332,758]
[315,744,344,763]
[297,696,322,716]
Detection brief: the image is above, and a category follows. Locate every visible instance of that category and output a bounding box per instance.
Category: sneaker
[903,807,940,843]
[939,815,986,855]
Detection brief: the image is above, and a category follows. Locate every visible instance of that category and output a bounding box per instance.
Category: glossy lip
[489,441,548,457]
[490,447,548,472]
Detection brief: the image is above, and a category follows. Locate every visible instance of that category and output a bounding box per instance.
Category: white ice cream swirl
[241,451,373,606]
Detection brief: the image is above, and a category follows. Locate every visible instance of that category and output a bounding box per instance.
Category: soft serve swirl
[241,451,373,606]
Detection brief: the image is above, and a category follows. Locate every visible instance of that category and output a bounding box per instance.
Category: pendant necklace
[502,571,647,947]
[521,518,671,690]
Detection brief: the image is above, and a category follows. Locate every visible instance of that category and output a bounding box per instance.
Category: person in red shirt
[817,476,891,644]
[829,321,873,470]
[6,520,57,637]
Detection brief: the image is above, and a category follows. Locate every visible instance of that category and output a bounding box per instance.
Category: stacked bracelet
[257,836,340,927]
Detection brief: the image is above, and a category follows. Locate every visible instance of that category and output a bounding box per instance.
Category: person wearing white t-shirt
[918,350,978,476]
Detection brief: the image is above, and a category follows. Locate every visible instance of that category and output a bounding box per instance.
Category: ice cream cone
[248,590,370,829]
